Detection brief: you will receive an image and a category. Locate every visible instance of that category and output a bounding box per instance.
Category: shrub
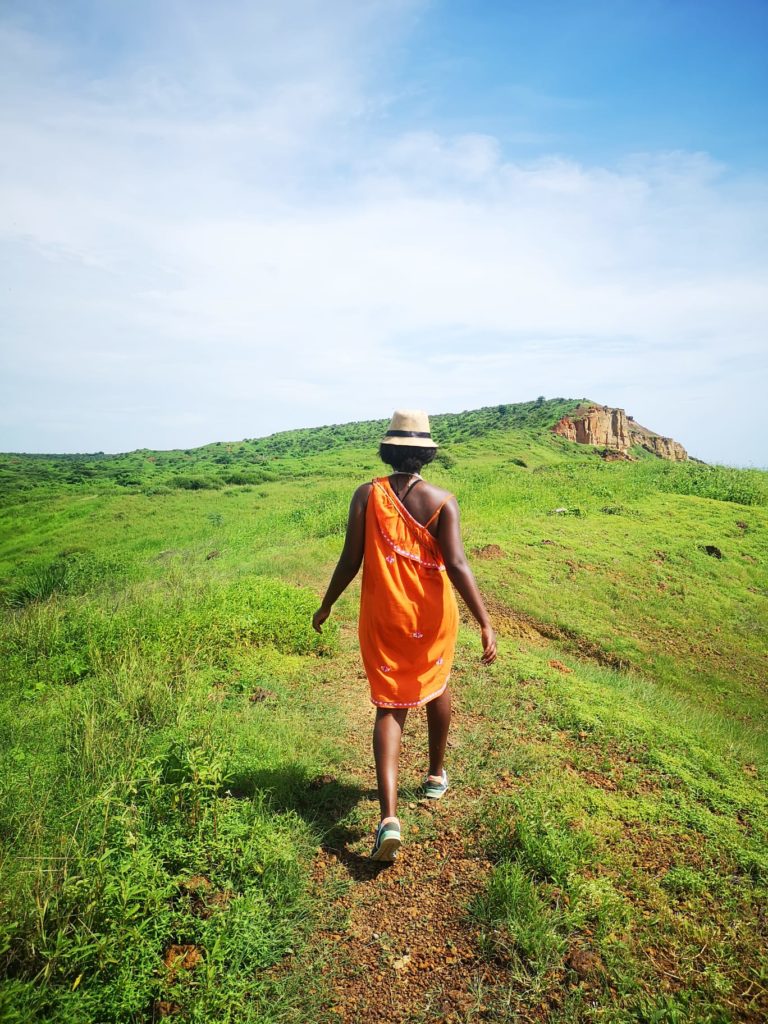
[222,472,260,486]
[171,475,221,491]
[434,451,456,469]
[2,552,129,609]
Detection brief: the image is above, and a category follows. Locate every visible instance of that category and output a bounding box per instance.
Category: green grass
[0,575,342,1022]
[1,400,766,1022]
[456,632,767,1022]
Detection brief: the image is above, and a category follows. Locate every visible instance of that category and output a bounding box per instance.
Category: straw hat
[381,409,437,448]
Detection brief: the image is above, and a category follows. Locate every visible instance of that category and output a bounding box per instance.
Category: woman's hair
[379,443,437,474]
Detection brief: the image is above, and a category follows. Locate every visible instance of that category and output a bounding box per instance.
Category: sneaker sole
[370,834,401,862]
[424,787,448,800]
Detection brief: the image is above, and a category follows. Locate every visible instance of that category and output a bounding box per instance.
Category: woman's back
[359,475,459,708]
[385,474,453,539]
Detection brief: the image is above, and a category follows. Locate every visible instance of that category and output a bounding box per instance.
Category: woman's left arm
[312,483,370,632]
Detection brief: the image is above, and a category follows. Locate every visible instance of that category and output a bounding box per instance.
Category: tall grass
[0,573,339,1022]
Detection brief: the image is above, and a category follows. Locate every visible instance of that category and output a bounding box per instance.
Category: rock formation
[628,422,688,461]
[552,406,632,450]
[552,404,688,461]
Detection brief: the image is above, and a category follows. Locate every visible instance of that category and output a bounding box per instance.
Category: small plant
[2,552,128,608]
[4,559,70,607]
[470,860,566,975]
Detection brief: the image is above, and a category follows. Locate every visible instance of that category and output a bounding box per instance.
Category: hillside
[0,398,584,494]
[1,401,767,1023]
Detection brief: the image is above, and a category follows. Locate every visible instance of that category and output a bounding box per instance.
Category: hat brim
[380,435,438,448]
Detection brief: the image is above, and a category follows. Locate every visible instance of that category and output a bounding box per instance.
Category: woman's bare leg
[426,685,451,778]
[373,707,408,820]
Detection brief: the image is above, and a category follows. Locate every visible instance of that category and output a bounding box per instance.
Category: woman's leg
[372,707,408,820]
[425,685,451,778]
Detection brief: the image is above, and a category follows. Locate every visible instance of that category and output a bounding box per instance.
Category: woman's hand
[480,624,497,664]
[312,605,331,633]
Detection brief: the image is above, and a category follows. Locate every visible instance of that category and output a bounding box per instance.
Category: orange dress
[358,476,459,708]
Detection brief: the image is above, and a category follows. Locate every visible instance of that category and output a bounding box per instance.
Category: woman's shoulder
[352,480,375,502]
[422,480,455,504]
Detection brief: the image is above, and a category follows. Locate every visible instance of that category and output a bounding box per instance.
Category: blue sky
[397,1,768,164]
[1,0,766,465]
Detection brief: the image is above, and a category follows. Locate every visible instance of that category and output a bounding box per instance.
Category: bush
[2,552,129,609]
[171,475,221,491]
[222,472,260,486]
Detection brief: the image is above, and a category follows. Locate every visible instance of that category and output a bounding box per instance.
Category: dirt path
[305,634,511,1024]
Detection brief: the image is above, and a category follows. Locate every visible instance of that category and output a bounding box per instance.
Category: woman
[312,409,496,862]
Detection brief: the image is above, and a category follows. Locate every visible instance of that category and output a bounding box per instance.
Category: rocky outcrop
[627,421,688,461]
[552,405,632,450]
[552,404,688,461]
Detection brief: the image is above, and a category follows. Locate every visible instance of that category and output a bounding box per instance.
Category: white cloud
[1,2,766,465]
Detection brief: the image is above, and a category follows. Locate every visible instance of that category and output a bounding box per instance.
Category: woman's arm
[437,497,497,664]
[312,484,370,633]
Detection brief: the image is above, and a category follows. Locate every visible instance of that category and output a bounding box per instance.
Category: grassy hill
[0,398,583,494]
[1,399,766,1023]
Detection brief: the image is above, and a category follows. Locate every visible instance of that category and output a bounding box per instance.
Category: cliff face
[552,405,688,461]
[628,422,688,461]
[553,406,632,450]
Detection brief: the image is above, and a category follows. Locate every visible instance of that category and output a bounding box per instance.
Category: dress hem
[370,677,450,709]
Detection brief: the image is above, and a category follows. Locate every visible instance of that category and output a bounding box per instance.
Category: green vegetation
[1,398,766,1022]
[459,636,768,1021]
[0,572,339,1022]
[0,398,585,497]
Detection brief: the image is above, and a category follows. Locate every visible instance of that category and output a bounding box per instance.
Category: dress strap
[424,497,449,529]
[399,477,421,502]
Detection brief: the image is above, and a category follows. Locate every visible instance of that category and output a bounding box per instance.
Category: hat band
[385,430,432,439]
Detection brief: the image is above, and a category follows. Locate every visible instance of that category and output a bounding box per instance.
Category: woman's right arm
[437,497,497,664]
[312,483,370,633]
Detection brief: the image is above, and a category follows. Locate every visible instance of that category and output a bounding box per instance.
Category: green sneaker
[370,818,401,862]
[424,770,449,800]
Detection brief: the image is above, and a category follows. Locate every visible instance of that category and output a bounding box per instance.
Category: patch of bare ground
[556,736,662,795]
[611,822,708,875]
[315,827,494,1023]
[179,875,235,919]
[465,596,633,671]
[162,943,203,983]
[471,543,505,560]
